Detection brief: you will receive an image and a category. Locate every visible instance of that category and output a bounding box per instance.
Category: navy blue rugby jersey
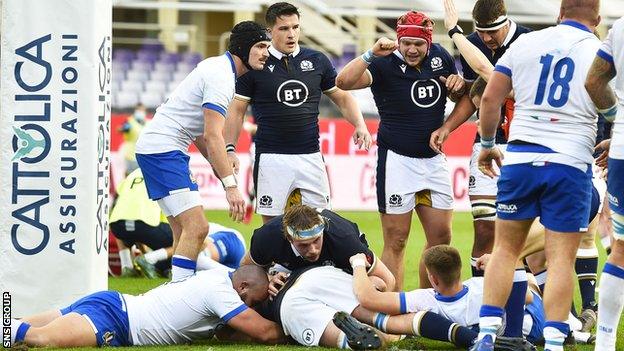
[368,44,457,158]
[235,46,337,154]
[460,21,531,143]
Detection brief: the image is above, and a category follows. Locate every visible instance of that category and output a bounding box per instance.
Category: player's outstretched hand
[353,125,373,151]
[594,139,611,169]
[227,151,240,175]
[225,187,246,222]
[477,146,504,178]
[443,0,459,31]
[372,37,398,57]
[429,126,450,154]
[440,74,466,96]
[268,272,289,297]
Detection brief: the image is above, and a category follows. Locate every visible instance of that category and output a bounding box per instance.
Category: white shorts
[592,163,607,213]
[280,266,359,346]
[157,190,202,217]
[377,149,453,214]
[255,152,330,216]
[468,143,507,197]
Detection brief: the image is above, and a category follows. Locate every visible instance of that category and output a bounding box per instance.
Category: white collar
[290,242,302,257]
[502,20,518,48]
[393,49,405,62]
[269,44,301,59]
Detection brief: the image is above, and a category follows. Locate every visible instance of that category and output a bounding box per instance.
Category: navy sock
[413,311,478,348]
[503,269,528,337]
[575,255,598,309]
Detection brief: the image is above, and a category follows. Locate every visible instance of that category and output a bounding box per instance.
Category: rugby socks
[575,248,598,310]
[11,319,31,345]
[119,248,134,270]
[503,269,527,337]
[601,235,612,255]
[411,311,478,348]
[336,331,351,349]
[614,212,624,241]
[477,305,504,343]
[143,248,168,264]
[534,269,547,293]
[372,313,389,332]
[470,257,484,277]
[543,321,569,351]
[596,263,624,350]
[171,255,196,280]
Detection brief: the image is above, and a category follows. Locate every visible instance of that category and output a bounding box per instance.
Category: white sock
[477,316,502,342]
[601,235,612,251]
[144,248,168,264]
[336,331,351,349]
[119,248,133,269]
[543,325,566,351]
[171,255,196,281]
[196,250,230,271]
[596,263,624,350]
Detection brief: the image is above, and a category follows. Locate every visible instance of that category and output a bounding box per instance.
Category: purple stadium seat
[137,50,159,63]
[139,91,164,109]
[144,80,167,94]
[114,91,139,109]
[126,70,150,83]
[160,52,181,64]
[154,62,176,72]
[150,70,172,82]
[121,80,144,93]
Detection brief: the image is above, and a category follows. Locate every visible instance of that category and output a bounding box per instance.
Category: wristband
[360,49,377,65]
[221,174,237,189]
[480,136,495,149]
[598,104,618,122]
[225,143,236,153]
[448,25,464,38]
[351,258,366,269]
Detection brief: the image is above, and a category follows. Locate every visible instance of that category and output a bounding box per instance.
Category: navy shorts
[496,162,592,232]
[136,150,198,200]
[60,291,131,347]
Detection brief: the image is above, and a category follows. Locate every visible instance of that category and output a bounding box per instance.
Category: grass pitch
[54,211,622,350]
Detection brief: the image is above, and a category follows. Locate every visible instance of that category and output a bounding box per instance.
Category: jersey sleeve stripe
[202,102,226,117]
[399,292,407,314]
[494,65,512,77]
[596,49,614,64]
[234,93,251,102]
[221,303,248,323]
[323,86,338,94]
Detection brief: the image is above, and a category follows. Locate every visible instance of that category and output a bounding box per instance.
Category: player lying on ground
[8,266,284,348]
[258,265,480,349]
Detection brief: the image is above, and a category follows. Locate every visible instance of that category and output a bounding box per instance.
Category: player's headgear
[286,215,326,241]
[228,21,270,70]
[396,11,434,49]
[475,15,509,31]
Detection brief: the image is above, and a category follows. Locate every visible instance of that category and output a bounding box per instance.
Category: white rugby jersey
[401,277,483,327]
[124,269,247,345]
[136,52,237,154]
[495,21,601,166]
[598,17,624,159]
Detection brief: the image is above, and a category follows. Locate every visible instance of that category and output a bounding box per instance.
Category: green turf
[52,210,623,350]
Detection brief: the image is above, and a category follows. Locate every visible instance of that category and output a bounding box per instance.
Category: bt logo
[276,79,309,107]
[410,79,441,108]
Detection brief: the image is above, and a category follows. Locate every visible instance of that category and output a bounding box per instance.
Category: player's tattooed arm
[585,55,617,110]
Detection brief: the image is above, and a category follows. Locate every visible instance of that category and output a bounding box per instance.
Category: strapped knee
[471,199,496,221]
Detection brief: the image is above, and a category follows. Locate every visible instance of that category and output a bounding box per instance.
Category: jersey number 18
[534,54,575,108]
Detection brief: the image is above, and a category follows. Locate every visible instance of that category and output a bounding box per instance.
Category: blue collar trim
[560,20,591,33]
[225,51,237,80]
[435,285,469,302]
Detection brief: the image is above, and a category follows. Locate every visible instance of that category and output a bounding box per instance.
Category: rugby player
[336,10,471,290]
[473,0,603,349]
[224,2,372,224]
[135,21,270,281]
[8,266,284,348]
[585,15,624,351]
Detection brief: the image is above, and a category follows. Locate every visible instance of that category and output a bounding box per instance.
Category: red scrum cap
[396,11,434,49]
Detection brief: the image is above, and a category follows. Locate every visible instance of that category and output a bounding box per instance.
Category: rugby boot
[332,311,382,350]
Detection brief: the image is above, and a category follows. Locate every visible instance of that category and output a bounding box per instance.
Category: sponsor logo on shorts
[468,175,476,189]
[388,194,403,207]
[608,192,620,207]
[101,331,115,346]
[302,328,315,345]
[258,195,273,208]
[497,203,518,214]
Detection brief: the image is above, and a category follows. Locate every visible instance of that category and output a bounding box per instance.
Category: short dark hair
[423,245,462,286]
[265,2,300,26]
[469,76,488,100]
[472,0,507,26]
